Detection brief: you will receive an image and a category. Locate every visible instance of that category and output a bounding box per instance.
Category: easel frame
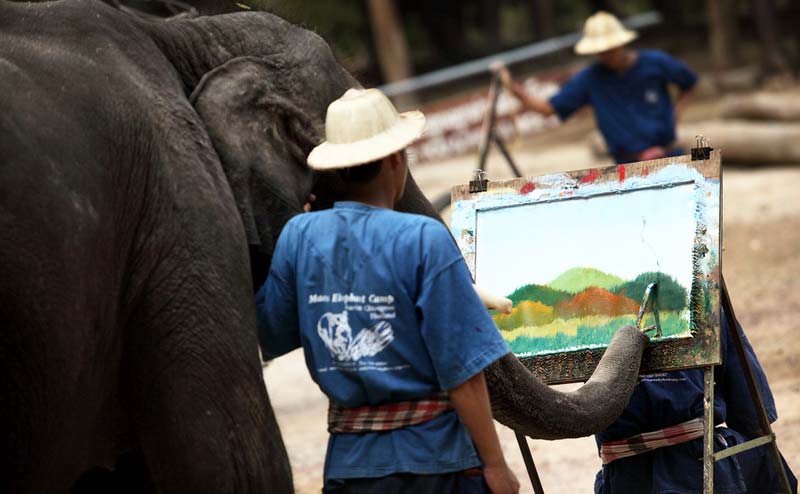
[460,73,792,493]
[692,143,792,494]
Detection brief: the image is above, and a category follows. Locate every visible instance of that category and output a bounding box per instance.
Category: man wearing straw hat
[498,11,698,164]
[255,88,519,494]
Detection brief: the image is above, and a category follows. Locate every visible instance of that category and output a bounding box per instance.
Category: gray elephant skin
[0,1,649,492]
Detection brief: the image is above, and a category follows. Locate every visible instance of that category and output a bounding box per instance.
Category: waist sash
[600,417,705,465]
[327,391,451,434]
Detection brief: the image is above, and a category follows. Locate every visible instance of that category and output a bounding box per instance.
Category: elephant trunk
[485,325,649,440]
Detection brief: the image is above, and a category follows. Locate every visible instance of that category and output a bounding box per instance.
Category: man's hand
[474,284,512,314]
[489,62,556,117]
[449,372,519,494]
[302,193,316,212]
[638,146,666,161]
[483,462,520,494]
[490,61,513,88]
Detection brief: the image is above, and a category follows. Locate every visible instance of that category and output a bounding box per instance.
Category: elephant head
[142,7,650,442]
[0,2,651,491]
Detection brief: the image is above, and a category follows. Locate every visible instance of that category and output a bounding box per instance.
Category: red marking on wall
[520,182,536,194]
[580,169,601,184]
[641,168,650,177]
[618,165,626,182]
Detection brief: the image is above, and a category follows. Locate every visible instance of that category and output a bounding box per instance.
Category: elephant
[0,0,649,492]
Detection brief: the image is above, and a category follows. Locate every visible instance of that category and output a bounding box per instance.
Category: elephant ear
[189,55,351,259]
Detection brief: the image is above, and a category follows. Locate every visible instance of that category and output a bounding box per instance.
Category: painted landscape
[491,267,690,356]
[474,184,699,357]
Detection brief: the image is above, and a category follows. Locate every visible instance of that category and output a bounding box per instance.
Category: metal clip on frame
[469,169,489,193]
[691,135,713,161]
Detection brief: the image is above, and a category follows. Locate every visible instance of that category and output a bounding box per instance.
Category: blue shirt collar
[333,201,386,212]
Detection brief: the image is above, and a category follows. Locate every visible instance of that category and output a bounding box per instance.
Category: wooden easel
[467,68,546,494]
[434,69,522,210]
[691,143,793,494]
[466,78,793,492]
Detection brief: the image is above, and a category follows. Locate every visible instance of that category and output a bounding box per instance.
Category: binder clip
[469,169,489,193]
[691,135,712,161]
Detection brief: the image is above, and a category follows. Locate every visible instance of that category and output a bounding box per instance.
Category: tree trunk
[719,92,800,121]
[530,0,556,40]
[707,0,739,73]
[750,0,792,79]
[366,0,413,83]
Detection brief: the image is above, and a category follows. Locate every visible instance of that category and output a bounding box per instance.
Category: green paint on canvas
[547,267,625,294]
[506,311,688,357]
[492,267,690,357]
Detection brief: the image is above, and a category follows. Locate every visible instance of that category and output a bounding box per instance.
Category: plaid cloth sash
[600,417,705,465]
[327,392,451,433]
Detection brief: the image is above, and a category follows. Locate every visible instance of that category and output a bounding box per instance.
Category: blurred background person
[497,11,697,164]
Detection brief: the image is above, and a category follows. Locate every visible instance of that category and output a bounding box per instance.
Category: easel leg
[515,432,545,494]
[476,76,502,172]
[703,366,715,494]
[493,136,524,178]
[720,276,793,493]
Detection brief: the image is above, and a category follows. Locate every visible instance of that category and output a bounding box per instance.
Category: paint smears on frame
[475,183,696,357]
[450,155,721,383]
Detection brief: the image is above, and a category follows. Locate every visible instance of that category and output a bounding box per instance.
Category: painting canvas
[451,153,722,383]
[476,183,696,357]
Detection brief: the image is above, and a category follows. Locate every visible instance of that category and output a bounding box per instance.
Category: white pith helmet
[574,11,638,55]
[307,88,426,170]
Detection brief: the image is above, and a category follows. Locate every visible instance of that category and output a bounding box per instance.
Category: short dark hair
[336,159,383,184]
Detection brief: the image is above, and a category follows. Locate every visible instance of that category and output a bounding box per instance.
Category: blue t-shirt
[594,311,797,494]
[550,50,698,163]
[256,201,510,480]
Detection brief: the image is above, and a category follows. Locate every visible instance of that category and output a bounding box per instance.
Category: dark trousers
[323,468,489,494]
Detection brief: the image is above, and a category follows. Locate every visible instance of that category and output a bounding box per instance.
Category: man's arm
[414,222,518,492]
[496,65,556,116]
[657,51,698,124]
[255,222,301,359]
[449,372,519,494]
[493,62,589,121]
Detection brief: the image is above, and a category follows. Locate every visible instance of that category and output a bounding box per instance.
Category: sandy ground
[264,99,800,493]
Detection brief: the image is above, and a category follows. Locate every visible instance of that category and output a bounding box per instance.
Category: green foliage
[506,283,572,307]
[507,312,688,357]
[611,272,688,311]
[547,267,625,294]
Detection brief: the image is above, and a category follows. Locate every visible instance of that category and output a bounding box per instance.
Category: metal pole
[378,12,663,98]
[493,136,524,178]
[703,366,715,494]
[515,432,545,494]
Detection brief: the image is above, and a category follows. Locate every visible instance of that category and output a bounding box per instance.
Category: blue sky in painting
[474,183,697,296]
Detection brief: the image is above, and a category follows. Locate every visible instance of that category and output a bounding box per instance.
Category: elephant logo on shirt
[317,310,394,361]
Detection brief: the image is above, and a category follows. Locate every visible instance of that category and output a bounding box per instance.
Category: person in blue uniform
[595,311,797,493]
[255,88,519,494]
[498,11,697,164]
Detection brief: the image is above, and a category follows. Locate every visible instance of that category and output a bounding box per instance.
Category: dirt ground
[263,93,800,493]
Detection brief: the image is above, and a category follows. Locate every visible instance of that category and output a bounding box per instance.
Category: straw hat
[307,88,426,170]
[574,11,638,55]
